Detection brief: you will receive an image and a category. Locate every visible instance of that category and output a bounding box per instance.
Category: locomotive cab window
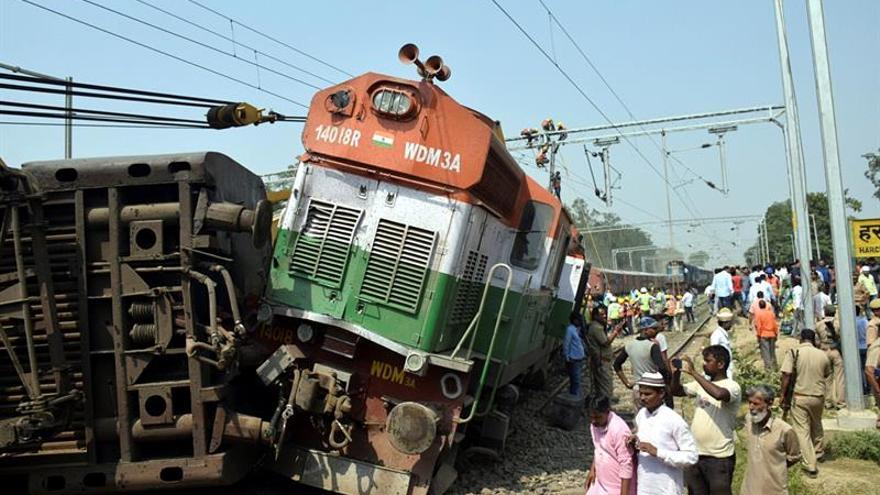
[510,201,554,270]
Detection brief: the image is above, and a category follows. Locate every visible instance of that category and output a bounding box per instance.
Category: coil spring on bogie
[130,323,159,346]
[129,301,157,346]
[128,302,154,321]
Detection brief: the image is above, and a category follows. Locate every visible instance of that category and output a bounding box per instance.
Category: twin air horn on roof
[398,43,452,83]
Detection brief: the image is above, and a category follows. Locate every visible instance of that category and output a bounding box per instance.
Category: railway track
[669,307,715,358]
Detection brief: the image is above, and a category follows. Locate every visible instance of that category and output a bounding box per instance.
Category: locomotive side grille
[360,219,436,313]
[450,251,488,324]
[289,199,362,288]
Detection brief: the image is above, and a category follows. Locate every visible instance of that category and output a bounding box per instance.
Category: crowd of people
[560,258,880,495]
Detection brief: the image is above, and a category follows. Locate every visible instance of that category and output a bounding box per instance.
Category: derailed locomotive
[0,45,589,494]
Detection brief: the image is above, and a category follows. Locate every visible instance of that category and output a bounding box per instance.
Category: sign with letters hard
[851,218,880,258]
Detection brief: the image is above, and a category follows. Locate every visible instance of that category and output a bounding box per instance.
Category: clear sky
[1,0,877,266]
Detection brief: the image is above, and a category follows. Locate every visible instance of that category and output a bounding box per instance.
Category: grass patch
[827,430,880,463]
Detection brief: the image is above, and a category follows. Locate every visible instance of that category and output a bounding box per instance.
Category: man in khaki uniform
[865,335,880,429]
[780,329,830,477]
[817,305,845,409]
[585,305,623,402]
[867,298,880,347]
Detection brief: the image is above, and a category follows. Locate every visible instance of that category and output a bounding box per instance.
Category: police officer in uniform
[817,305,845,409]
[868,299,880,347]
[780,329,831,477]
[585,305,624,402]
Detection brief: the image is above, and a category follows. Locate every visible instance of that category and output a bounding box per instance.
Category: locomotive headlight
[296,324,315,343]
[386,402,438,455]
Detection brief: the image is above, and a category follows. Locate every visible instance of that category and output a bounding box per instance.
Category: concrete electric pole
[805,0,866,415]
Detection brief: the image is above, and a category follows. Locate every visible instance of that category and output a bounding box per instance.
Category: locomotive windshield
[510,200,554,270]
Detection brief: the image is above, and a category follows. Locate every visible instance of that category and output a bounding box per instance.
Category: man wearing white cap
[711,308,736,379]
[859,265,878,301]
[630,371,698,495]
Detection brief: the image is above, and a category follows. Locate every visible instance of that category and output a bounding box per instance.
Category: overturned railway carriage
[260,71,588,494]
[0,153,274,493]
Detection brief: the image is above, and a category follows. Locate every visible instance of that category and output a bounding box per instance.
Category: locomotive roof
[300,72,570,232]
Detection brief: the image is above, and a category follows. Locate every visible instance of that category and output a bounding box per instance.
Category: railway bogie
[0,152,273,493]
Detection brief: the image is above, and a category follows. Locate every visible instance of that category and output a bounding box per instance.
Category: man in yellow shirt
[670,346,741,495]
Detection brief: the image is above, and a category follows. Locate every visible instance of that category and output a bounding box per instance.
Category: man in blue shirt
[563,311,587,397]
[856,305,869,394]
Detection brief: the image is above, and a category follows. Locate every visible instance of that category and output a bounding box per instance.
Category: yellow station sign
[851,218,880,258]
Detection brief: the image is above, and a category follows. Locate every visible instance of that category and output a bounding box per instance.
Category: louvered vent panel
[289,200,362,287]
[360,219,436,313]
[451,251,488,323]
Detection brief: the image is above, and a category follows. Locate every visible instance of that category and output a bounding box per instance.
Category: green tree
[688,250,710,267]
[863,151,880,200]
[569,198,655,271]
[743,191,861,265]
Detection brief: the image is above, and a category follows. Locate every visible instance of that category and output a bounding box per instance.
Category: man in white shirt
[671,347,742,495]
[812,286,832,325]
[631,372,698,495]
[791,277,805,336]
[710,308,736,378]
[749,265,762,285]
[682,290,695,323]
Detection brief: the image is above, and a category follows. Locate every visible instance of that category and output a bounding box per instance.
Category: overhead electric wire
[0,109,210,128]
[0,81,230,109]
[77,0,322,91]
[488,0,705,225]
[20,0,309,109]
[0,72,230,105]
[536,0,724,193]
[186,0,354,78]
[0,100,206,124]
[0,120,205,129]
[135,0,335,86]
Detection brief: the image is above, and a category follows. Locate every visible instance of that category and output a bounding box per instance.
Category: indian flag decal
[372,132,394,148]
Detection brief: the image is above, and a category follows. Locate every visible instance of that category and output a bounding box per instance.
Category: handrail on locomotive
[452,262,513,425]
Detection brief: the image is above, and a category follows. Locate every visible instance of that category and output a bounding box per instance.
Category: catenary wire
[0,100,206,124]
[77,0,322,91]
[487,0,705,224]
[0,72,231,105]
[20,0,309,109]
[0,81,231,108]
[186,0,354,78]
[135,0,335,85]
[0,120,207,129]
[536,0,719,189]
[0,109,211,128]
